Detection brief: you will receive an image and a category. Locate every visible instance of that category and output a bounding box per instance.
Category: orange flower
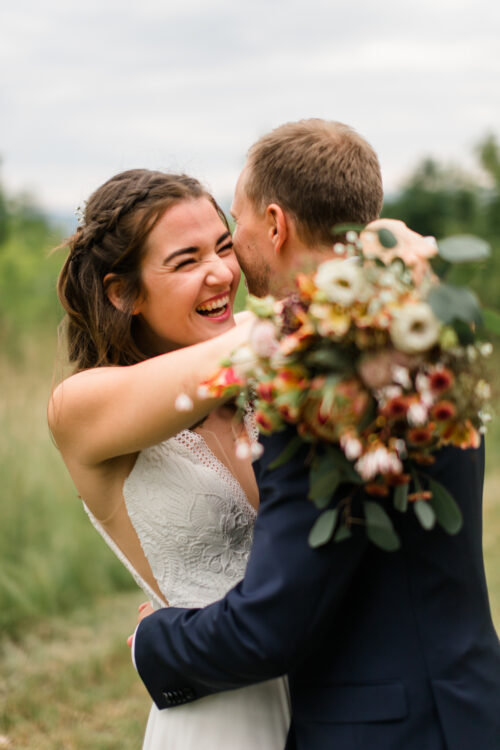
[441,419,481,449]
[279,322,315,355]
[202,366,244,398]
[382,395,411,421]
[295,272,318,301]
[302,377,370,442]
[429,368,454,394]
[277,402,301,422]
[408,452,436,466]
[309,302,351,339]
[386,473,411,486]
[431,400,457,422]
[365,482,390,497]
[257,381,274,403]
[273,366,309,394]
[408,490,432,502]
[255,408,282,434]
[407,424,435,445]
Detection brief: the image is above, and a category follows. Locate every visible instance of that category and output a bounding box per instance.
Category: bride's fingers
[127,634,134,648]
[138,601,150,612]
[138,602,155,621]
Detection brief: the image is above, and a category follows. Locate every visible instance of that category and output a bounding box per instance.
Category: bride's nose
[205,255,234,286]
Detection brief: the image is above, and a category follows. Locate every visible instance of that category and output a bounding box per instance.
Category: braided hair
[57,169,227,372]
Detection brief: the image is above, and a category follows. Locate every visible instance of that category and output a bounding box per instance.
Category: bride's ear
[104,273,142,315]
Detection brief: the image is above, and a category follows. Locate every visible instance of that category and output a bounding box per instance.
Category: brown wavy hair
[57,169,227,372]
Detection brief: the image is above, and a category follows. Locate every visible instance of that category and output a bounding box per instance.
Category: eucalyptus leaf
[414,499,436,530]
[451,318,476,346]
[268,435,303,470]
[356,400,377,435]
[326,445,364,484]
[427,283,483,326]
[331,222,365,236]
[393,482,409,513]
[446,262,481,287]
[308,463,342,501]
[428,477,463,535]
[430,255,452,279]
[437,235,491,263]
[308,508,338,548]
[313,494,336,510]
[305,348,351,372]
[481,308,500,336]
[364,501,401,551]
[334,523,352,542]
[377,228,398,249]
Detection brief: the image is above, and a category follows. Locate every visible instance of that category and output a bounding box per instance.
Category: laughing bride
[48,168,290,749]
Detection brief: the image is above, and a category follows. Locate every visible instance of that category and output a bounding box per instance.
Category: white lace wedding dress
[84,424,291,749]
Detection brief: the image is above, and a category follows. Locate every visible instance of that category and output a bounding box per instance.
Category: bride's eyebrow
[216,231,231,246]
[163,247,199,264]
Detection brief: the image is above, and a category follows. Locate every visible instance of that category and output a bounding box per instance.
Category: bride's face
[134,197,240,353]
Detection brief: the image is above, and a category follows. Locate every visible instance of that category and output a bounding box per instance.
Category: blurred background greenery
[1,137,499,747]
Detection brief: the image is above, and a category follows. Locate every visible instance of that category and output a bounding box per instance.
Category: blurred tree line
[0,161,66,359]
[0,134,499,361]
[382,133,500,309]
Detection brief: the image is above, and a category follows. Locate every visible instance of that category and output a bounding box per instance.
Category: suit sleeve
[134,426,368,708]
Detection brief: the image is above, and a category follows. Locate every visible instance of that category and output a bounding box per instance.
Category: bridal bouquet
[202,220,498,551]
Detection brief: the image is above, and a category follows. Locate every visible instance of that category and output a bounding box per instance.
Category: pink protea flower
[360,219,438,284]
[358,348,414,390]
[250,320,279,358]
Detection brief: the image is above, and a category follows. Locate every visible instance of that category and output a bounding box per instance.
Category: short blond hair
[244,119,383,245]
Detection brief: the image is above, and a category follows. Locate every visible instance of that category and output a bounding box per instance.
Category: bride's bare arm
[48,320,252,465]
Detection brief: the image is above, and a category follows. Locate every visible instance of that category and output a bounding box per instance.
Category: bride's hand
[127,601,164,647]
[138,600,155,619]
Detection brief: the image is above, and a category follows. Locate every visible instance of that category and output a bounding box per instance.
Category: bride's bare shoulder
[48,367,117,436]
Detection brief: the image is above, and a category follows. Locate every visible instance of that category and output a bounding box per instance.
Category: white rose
[315,259,367,308]
[390,303,441,354]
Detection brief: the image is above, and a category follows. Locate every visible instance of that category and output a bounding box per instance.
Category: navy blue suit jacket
[134,428,500,750]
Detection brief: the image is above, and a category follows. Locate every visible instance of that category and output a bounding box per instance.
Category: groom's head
[231,119,383,296]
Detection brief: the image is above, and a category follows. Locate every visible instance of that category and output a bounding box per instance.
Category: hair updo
[57,169,227,372]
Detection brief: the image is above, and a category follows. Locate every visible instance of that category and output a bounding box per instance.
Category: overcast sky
[1,0,499,216]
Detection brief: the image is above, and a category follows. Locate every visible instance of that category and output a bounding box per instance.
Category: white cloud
[1,0,499,211]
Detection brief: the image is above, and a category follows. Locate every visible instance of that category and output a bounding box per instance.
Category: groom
[133,120,500,749]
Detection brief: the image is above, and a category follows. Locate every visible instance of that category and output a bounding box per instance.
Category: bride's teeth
[196,295,229,313]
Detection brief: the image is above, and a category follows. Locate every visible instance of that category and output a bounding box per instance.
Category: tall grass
[0,338,135,637]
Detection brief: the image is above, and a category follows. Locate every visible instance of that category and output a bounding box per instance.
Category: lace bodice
[84,427,257,610]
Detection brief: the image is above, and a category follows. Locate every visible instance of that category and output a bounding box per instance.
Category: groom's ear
[265,203,288,256]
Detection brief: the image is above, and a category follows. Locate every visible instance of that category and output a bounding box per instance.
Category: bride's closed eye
[172,240,233,271]
[217,241,234,255]
[174,257,197,270]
